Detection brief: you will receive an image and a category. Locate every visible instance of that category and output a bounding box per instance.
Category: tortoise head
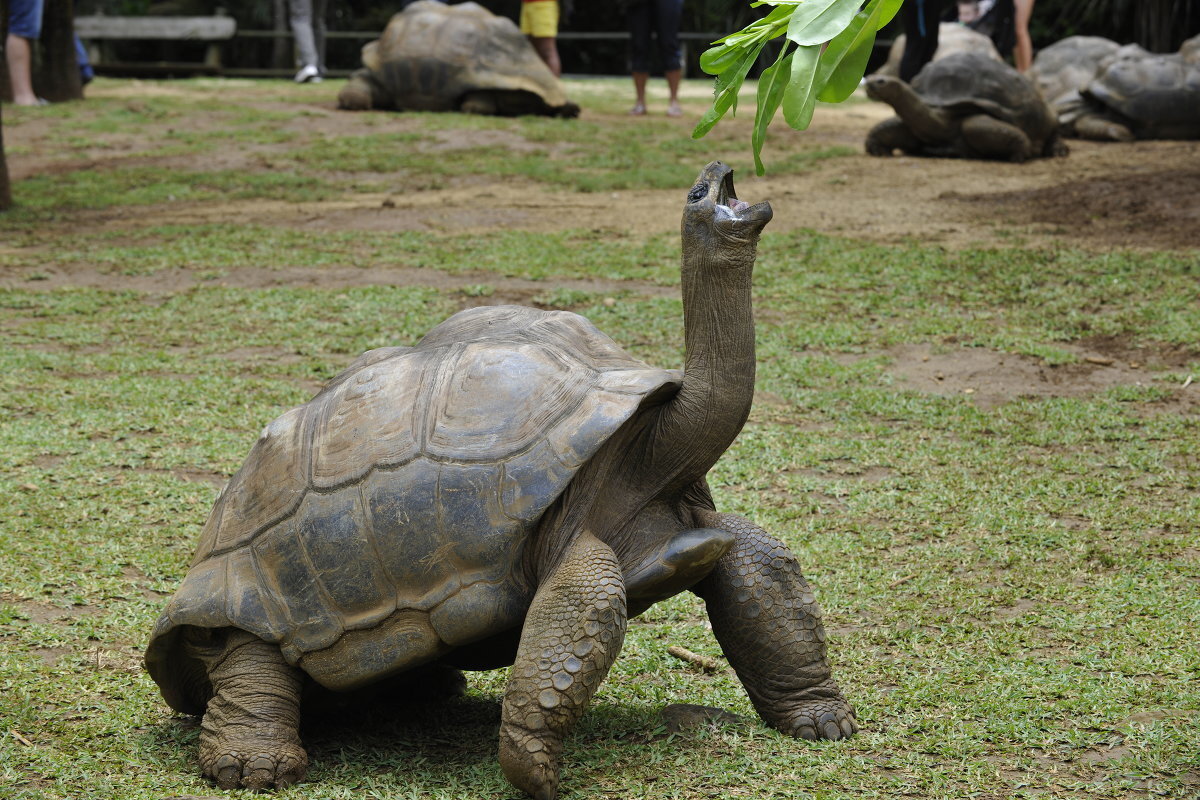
[865,73,906,104]
[681,162,772,261]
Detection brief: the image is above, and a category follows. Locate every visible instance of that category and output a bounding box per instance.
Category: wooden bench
[74,14,237,75]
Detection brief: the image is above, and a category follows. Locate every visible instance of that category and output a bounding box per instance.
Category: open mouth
[716,170,753,217]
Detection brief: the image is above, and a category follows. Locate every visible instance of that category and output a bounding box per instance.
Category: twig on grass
[668,645,724,673]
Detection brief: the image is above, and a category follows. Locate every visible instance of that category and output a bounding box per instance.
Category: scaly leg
[865,116,922,156]
[960,114,1034,162]
[1073,113,1135,142]
[499,532,627,800]
[693,510,856,741]
[184,628,307,789]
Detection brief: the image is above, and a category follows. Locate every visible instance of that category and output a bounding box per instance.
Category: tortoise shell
[360,0,571,113]
[1085,53,1200,137]
[145,306,680,711]
[1029,36,1120,107]
[912,51,1059,144]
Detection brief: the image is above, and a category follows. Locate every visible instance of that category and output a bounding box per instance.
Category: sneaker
[294,64,322,83]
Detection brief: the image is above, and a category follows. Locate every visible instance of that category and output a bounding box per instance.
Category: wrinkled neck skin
[874,78,952,142]
[526,194,763,583]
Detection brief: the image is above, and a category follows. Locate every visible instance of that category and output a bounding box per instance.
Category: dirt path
[5,82,1198,262]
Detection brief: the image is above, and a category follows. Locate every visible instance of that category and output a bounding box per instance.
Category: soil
[3,81,1197,410]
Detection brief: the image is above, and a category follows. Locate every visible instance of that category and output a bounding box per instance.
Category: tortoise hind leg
[499,531,626,800]
[183,628,307,789]
[692,510,856,741]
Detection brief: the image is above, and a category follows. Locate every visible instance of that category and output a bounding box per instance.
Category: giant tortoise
[337,1,579,117]
[1070,48,1200,140]
[865,51,1067,161]
[144,162,855,799]
[1028,35,1122,112]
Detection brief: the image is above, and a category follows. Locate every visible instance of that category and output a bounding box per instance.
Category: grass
[1,76,1198,800]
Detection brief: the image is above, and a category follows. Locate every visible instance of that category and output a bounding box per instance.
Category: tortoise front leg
[499,531,627,800]
[960,114,1034,162]
[692,510,856,741]
[865,116,922,156]
[1072,113,1135,142]
[183,628,307,789]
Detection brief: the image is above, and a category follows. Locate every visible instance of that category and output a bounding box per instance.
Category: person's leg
[74,36,94,86]
[627,1,653,114]
[288,0,321,81]
[652,0,685,115]
[899,0,944,82]
[5,35,39,105]
[312,0,328,74]
[521,1,561,77]
[1012,0,1035,71]
[7,0,45,105]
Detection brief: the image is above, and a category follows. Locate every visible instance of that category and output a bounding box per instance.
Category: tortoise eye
[687,182,708,204]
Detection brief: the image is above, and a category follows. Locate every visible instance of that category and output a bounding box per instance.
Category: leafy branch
[692,0,904,175]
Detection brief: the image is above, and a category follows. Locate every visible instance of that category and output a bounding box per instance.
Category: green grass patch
[1,76,1198,800]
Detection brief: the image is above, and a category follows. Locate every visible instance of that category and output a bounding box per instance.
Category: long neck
[888,83,951,141]
[652,233,759,489]
[523,235,758,578]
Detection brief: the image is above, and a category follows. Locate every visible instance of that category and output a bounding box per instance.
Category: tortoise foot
[775,694,858,742]
[499,722,560,800]
[201,734,308,789]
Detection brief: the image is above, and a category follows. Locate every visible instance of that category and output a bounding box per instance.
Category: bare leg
[529,36,562,77]
[631,71,649,115]
[6,35,39,106]
[960,113,1033,161]
[184,628,307,790]
[499,532,626,800]
[1012,0,1035,72]
[693,511,856,741]
[665,68,682,116]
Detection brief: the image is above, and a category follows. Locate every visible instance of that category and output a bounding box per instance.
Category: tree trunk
[0,0,11,210]
[0,101,10,211]
[0,0,10,104]
[34,0,82,102]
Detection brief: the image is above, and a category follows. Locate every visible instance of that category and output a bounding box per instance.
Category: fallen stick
[667,645,724,673]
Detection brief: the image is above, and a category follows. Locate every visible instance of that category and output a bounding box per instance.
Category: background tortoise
[1071,46,1200,141]
[865,51,1067,161]
[874,23,1001,78]
[1028,35,1122,112]
[145,162,855,799]
[337,1,579,117]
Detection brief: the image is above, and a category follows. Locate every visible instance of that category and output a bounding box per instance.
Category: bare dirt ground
[6,80,1199,255]
[4,81,1197,408]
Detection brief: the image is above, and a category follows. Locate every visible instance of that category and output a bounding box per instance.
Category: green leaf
[752,44,795,175]
[781,43,822,131]
[692,40,769,139]
[814,0,903,103]
[699,42,746,76]
[786,0,863,46]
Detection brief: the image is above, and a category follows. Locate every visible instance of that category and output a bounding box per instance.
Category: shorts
[519,0,559,39]
[8,0,45,39]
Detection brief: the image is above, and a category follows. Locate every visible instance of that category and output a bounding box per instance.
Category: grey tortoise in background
[144,161,856,800]
[1030,34,1200,141]
[873,22,1001,78]
[865,51,1067,161]
[337,0,579,118]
